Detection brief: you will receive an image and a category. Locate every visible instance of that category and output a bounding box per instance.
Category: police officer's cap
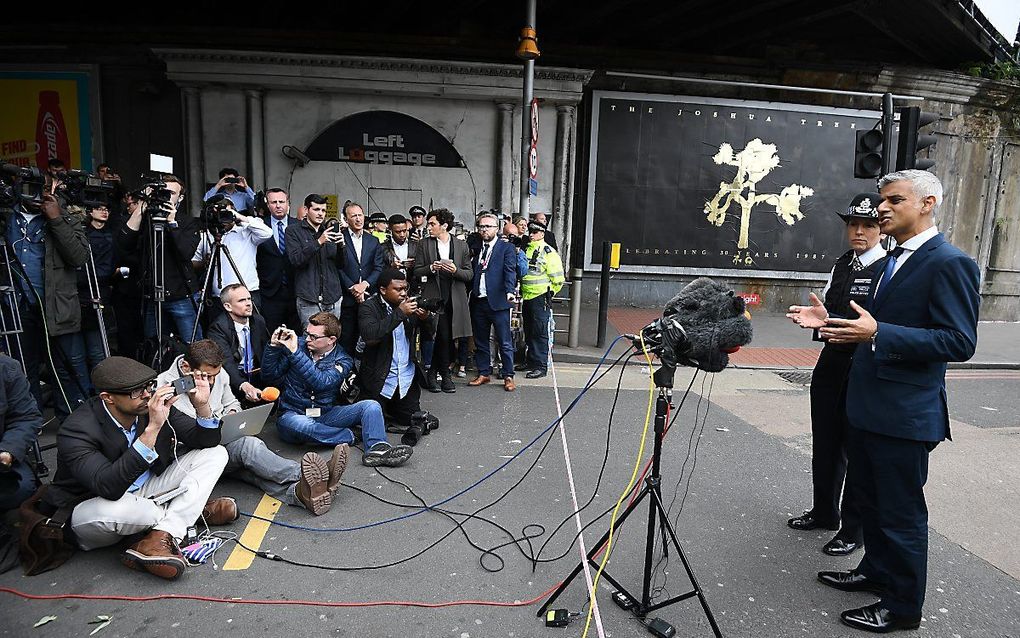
[408,206,427,218]
[838,193,882,222]
[368,212,388,224]
[527,220,547,233]
[92,356,158,394]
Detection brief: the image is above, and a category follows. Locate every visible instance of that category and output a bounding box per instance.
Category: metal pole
[596,241,611,348]
[881,92,894,176]
[568,267,582,348]
[518,0,536,221]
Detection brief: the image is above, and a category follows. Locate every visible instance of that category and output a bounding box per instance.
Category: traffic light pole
[881,92,894,176]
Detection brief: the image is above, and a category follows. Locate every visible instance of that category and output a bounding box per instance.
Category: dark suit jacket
[846,233,980,442]
[257,216,295,299]
[0,355,42,467]
[207,312,270,393]
[471,239,517,312]
[339,229,385,307]
[42,397,221,510]
[357,294,427,397]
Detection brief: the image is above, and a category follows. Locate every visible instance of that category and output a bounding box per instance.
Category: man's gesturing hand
[818,300,878,344]
[786,292,829,329]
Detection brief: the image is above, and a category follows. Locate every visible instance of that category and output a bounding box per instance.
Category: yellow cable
[580,335,656,638]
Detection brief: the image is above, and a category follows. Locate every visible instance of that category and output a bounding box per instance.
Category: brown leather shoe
[327,444,349,495]
[122,530,187,580]
[468,375,491,386]
[503,377,516,392]
[296,452,332,516]
[201,497,239,526]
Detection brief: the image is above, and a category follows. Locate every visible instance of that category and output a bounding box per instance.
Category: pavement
[553,302,1020,371]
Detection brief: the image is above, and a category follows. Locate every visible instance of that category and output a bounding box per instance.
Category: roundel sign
[529,145,538,179]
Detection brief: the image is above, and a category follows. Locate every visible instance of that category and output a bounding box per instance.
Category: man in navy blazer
[338,202,384,354]
[794,170,980,634]
[256,188,298,333]
[467,213,518,392]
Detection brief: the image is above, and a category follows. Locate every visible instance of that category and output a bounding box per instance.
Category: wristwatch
[870,328,879,345]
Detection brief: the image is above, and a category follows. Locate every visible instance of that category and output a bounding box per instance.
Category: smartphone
[172,376,196,396]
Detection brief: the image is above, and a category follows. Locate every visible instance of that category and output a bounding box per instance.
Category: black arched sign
[305,110,465,168]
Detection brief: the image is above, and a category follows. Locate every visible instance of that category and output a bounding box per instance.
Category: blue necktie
[242,326,253,376]
[876,247,905,302]
[276,220,286,254]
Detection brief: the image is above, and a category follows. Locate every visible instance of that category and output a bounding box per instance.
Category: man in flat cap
[787,193,886,559]
[40,356,235,580]
[518,219,564,379]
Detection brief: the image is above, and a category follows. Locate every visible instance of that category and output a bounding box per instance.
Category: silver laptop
[219,403,274,445]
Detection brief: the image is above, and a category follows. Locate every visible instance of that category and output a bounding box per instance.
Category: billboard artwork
[586,92,882,276]
[0,72,93,171]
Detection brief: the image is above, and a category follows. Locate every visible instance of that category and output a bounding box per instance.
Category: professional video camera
[55,169,116,209]
[200,194,236,235]
[0,164,46,209]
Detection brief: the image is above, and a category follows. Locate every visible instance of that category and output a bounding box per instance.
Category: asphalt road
[2,363,1017,638]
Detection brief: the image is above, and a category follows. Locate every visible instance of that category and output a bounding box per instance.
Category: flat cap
[92,356,158,394]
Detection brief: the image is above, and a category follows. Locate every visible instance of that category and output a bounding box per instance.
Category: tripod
[190,230,250,343]
[539,376,722,637]
[82,243,111,359]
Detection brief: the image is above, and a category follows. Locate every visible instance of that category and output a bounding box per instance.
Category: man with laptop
[158,340,347,516]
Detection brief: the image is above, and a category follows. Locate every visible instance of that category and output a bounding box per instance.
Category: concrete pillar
[497,102,516,216]
[181,86,205,213]
[553,105,576,270]
[245,89,266,191]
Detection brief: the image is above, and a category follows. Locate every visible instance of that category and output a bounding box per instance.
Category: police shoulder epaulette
[543,245,553,254]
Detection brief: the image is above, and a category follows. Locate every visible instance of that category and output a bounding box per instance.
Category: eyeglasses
[304,332,329,341]
[127,382,158,399]
[477,224,497,229]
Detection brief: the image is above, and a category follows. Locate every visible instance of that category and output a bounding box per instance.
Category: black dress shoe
[817,570,884,594]
[823,537,862,557]
[840,603,920,633]
[787,511,839,531]
[525,369,547,379]
[440,374,456,393]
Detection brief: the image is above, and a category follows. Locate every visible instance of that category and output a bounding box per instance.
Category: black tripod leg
[538,485,652,616]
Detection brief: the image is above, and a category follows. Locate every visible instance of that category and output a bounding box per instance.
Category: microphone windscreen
[260,387,280,402]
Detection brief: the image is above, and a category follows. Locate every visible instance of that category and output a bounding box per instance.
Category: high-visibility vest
[521,240,565,301]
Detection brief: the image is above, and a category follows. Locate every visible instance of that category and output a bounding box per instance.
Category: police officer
[368,212,390,243]
[786,193,886,557]
[517,219,564,379]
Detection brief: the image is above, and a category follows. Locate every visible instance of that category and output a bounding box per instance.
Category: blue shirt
[7,207,46,304]
[204,186,255,212]
[380,304,416,400]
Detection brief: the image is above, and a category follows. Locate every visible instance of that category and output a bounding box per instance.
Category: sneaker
[326,444,349,495]
[455,367,467,378]
[296,452,332,515]
[424,370,441,393]
[122,530,187,580]
[201,497,239,525]
[440,374,456,393]
[363,442,413,467]
[525,369,547,379]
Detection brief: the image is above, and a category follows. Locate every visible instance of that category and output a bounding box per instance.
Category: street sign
[529,145,538,178]
[530,98,540,143]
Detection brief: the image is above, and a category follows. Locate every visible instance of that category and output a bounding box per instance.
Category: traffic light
[895,106,937,171]
[854,128,884,178]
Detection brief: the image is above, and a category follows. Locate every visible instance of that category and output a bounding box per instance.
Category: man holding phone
[40,357,234,580]
[203,167,255,213]
[380,214,416,275]
[286,194,347,326]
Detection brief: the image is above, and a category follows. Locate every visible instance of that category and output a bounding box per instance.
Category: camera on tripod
[134,172,176,222]
[0,165,46,209]
[55,169,116,209]
[200,194,237,235]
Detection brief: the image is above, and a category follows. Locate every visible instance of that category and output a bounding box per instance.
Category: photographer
[3,172,90,420]
[96,164,126,218]
[192,196,273,311]
[359,269,431,434]
[286,194,346,327]
[111,192,145,356]
[77,202,116,372]
[0,355,42,573]
[203,167,255,213]
[264,313,413,467]
[412,208,472,393]
[39,356,234,581]
[380,213,415,274]
[115,174,203,344]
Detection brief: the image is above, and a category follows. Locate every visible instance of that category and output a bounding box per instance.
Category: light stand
[538,358,722,637]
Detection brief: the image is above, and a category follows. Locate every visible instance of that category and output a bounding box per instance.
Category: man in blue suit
[793,170,980,633]
[338,201,384,355]
[467,212,518,392]
[256,188,298,333]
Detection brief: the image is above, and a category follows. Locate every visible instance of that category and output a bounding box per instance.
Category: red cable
[0,582,563,609]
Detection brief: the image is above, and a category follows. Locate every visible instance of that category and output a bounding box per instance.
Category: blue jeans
[144,295,202,343]
[82,328,108,375]
[523,296,551,372]
[276,400,387,449]
[17,301,88,420]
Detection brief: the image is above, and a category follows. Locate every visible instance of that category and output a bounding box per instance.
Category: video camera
[0,164,47,210]
[200,194,236,235]
[55,169,116,209]
[133,171,176,222]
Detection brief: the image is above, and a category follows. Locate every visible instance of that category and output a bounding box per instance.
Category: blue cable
[240,335,629,533]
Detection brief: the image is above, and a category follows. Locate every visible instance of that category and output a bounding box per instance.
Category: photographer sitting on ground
[39,357,234,581]
[263,312,412,467]
[157,340,345,516]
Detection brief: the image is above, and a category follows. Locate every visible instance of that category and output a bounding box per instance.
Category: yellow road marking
[222,494,282,571]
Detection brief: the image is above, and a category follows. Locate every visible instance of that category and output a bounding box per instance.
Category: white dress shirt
[478,238,498,298]
[821,243,887,298]
[349,230,364,263]
[393,240,409,262]
[193,216,274,295]
[874,225,939,297]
